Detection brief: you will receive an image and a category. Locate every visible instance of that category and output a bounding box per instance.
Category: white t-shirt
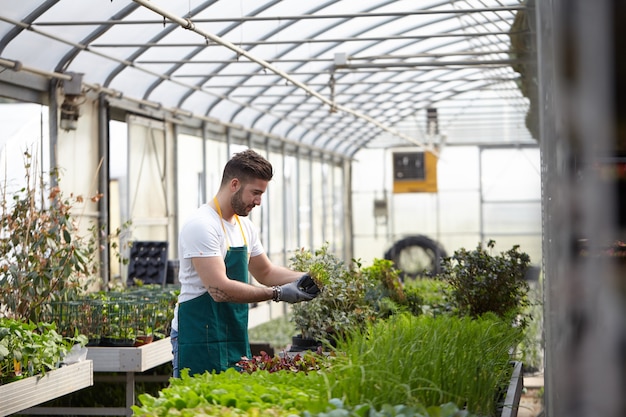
[171,204,264,331]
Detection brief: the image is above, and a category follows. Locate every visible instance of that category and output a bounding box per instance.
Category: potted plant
[0,318,87,384]
[288,244,406,350]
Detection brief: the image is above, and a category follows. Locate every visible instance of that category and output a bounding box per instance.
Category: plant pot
[288,335,322,352]
[86,336,101,347]
[100,337,135,347]
[134,335,154,347]
[249,342,274,357]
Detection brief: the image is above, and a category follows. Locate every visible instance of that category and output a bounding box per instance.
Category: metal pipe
[135,50,517,65]
[91,31,525,48]
[35,7,525,26]
[281,144,288,265]
[0,57,71,81]
[295,148,302,248]
[308,153,314,251]
[335,59,527,69]
[97,93,111,287]
[48,79,59,187]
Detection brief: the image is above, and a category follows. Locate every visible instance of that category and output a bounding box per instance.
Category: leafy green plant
[0,317,87,384]
[439,240,532,327]
[236,349,329,374]
[133,366,477,417]
[132,367,328,416]
[289,245,400,343]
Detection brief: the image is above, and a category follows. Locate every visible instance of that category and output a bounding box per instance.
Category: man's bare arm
[192,256,273,303]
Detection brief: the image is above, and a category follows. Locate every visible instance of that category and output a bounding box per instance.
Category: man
[171,149,319,377]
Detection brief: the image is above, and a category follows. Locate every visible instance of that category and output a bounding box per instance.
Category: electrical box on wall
[392,151,438,193]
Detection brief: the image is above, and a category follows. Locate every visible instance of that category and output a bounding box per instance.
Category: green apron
[178,199,251,375]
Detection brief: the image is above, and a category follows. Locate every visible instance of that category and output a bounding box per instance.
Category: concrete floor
[517,373,544,417]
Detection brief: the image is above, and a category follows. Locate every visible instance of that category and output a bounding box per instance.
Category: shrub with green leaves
[0,153,100,321]
[439,240,531,327]
[288,245,403,343]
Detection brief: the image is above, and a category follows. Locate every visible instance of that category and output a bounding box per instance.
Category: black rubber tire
[384,235,447,281]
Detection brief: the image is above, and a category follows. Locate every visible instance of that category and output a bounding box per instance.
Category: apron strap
[213,197,248,248]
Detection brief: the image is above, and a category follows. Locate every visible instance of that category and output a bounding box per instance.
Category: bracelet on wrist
[272,286,281,302]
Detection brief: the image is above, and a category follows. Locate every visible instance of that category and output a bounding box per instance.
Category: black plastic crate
[127,241,169,286]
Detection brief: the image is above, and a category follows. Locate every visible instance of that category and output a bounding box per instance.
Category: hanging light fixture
[59,72,84,131]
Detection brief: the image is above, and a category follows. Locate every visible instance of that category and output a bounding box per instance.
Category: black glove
[296,274,320,296]
[274,274,320,303]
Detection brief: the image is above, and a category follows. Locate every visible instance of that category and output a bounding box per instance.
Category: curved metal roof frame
[0,0,534,158]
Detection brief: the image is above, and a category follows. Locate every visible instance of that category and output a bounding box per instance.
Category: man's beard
[231,188,253,216]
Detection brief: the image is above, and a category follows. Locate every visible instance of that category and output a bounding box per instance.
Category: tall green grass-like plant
[327,314,523,416]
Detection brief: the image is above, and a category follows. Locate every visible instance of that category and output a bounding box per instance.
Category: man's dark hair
[221,149,273,186]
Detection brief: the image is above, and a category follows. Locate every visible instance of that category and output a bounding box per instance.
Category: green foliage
[38,284,178,347]
[237,349,330,374]
[328,314,523,416]
[132,314,514,417]
[402,278,453,317]
[0,153,100,322]
[85,286,178,345]
[289,245,347,290]
[132,367,328,416]
[288,245,403,342]
[132,366,478,417]
[439,240,531,327]
[0,317,87,383]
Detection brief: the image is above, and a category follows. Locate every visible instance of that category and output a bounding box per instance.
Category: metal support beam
[97,93,111,287]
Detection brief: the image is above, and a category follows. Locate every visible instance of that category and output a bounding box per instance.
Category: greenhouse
[0,1,624,417]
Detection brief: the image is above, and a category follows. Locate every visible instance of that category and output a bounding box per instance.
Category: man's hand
[275,274,320,303]
[296,274,320,296]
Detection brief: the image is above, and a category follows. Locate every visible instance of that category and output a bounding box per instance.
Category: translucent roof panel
[0,0,535,157]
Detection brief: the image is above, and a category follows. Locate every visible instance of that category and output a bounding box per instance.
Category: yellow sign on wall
[392,151,438,193]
